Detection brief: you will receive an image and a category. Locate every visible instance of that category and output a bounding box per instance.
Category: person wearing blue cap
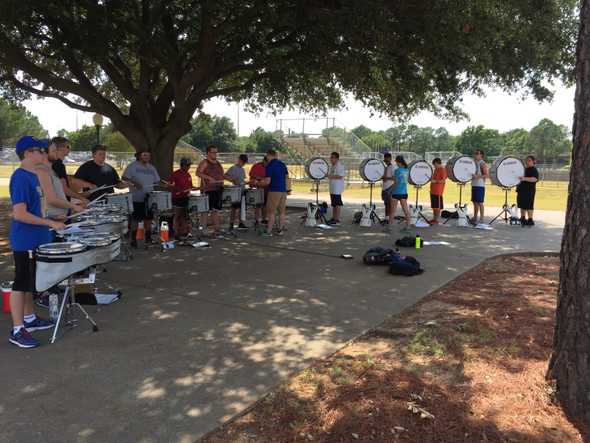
[8,136,66,349]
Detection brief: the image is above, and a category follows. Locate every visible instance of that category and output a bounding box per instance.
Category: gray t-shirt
[382,163,395,190]
[123,161,161,202]
[226,165,246,187]
[472,159,487,188]
[329,161,346,195]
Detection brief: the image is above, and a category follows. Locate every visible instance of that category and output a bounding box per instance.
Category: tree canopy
[0,0,578,175]
[0,98,47,145]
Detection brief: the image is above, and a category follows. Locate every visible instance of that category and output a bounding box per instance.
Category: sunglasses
[26,148,43,154]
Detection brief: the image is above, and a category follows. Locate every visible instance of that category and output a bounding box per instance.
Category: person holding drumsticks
[517,155,539,226]
[391,155,412,233]
[471,149,489,225]
[327,152,346,225]
[196,145,225,238]
[170,157,195,240]
[249,156,269,228]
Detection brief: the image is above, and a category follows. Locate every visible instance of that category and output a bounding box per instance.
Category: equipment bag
[363,247,394,265]
[441,209,458,219]
[352,211,363,224]
[389,255,424,276]
[395,236,416,248]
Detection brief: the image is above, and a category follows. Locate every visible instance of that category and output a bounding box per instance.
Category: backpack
[352,211,363,224]
[389,255,424,276]
[441,209,458,219]
[395,236,416,248]
[363,247,395,265]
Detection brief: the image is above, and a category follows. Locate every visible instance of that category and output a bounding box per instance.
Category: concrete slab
[0,204,564,443]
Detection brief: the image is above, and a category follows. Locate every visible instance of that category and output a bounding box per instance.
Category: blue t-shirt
[393,167,408,195]
[9,168,52,251]
[265,159,288,192]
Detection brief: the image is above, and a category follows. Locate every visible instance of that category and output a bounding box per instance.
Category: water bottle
[160,221,169,242]
[49,293,59,321]
[415,235,422,249]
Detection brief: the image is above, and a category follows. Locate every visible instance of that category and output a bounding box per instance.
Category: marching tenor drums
[305,157,329,180]
[222,185,242,204]
[147,191,172,212]
[407,160,433,187]
[104,192,133,213]
[188,193,210,213]
[245,188,264,206]
[446,155,477,184]
[359,158,386,183]
[490,156,525,189]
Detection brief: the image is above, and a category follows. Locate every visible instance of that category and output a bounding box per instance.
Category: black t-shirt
[74,160,120,200]
[517,166,539,194]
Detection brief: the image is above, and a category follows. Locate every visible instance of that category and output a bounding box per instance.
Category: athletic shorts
[172,197,189,208]
[381,188,393,202]
[266,191,287,214]
[207,190,223,211]
[517,191,535,210]
[471,186,485,204]
[133,201,153,221]
[392,194,408,201]
[430,194,444,209]
[330,194,343,207]
[12,251,36,293]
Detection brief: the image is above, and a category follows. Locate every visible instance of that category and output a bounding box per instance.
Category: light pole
[92,113,104,145]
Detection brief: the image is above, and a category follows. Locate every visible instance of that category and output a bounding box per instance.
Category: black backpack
[395,236,416,248]
[363,247,394,265]
[352,211,363,224]
[389,255,424,276]
[441,209,458,219]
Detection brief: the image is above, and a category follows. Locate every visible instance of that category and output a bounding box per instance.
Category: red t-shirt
[170,169,193,200]
[249,162,266,180]
[430,167,447,196]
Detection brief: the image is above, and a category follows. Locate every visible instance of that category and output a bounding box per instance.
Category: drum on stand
[104,192,133,214]
[222,185,242,204]
[305,157,329,180]
[245,188,264,206]
[407,160,433,187]
[359,158,386,183]
[147,191,172,212]
[446,155,477,184]
[188,193,209,213]
[490,156,524,189]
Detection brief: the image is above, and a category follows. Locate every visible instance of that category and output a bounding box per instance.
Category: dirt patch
[200,255,586,443]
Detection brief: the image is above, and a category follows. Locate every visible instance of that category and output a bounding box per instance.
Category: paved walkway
[0,206,564,443]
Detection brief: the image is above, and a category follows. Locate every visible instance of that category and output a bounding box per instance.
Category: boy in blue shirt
[391,155,412,232]
[9,136,65,349]
[262,149,289,236]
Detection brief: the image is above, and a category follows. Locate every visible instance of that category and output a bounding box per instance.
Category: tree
[528,118,572,162]
[0,98,47,145]
[183,114,237,151]
[0,1,577,176]
[103,131,134,152]
[250,127,284,153]
[454,125,504,157]
[547,0,590,424]
[502,128,530,155]
[67,125,100,151]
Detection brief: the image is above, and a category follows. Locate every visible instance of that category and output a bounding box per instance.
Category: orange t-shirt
[430,167,447,196]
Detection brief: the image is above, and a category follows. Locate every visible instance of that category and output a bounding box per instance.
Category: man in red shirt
[429,157,447,224]
[170,157,194,239]
[248,156,268,227]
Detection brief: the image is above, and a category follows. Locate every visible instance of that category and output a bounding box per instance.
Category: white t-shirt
[329,161,346,195]
[382,163,395,190]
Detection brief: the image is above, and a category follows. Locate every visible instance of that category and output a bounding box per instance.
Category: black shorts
[392,194,408,201]
[430,194,444,209]
[330,194,343,207]
[517,191,535,210]
[207,190,223,211]
[172,197,189,208]
[132,201,153,221]
[12,251,36,293]
[382,189,393,202]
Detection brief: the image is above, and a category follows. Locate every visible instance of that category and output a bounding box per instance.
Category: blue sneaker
[24,316,55,332]
[9,328,40,349]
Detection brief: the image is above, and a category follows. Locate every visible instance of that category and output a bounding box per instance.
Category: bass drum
[446,155,477,184]
[490,155,525,189]
[359,158,385,183]
[407,160,433,186]
[305,157,329,180]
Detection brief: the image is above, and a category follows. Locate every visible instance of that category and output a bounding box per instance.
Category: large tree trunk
[547,0,590,426]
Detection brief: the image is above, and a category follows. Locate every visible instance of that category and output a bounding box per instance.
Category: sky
[23,81,576,138]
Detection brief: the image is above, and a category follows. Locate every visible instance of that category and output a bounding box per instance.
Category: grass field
[0,163,568,211]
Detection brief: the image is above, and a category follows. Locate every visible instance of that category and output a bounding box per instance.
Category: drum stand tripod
[443,183,472,225]
[489,188,515,225]
[51,268,99,344]
[410,186,431,225]
[301,179,328,226]
[360,182,384,227]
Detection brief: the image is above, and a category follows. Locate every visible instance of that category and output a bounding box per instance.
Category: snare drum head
[407,160,432,186]
[77,235,112,247]
[37,242,86,255]
[359,159,386,183]
[447,155,477,183]
[491,156,524,188]
[305,157,329,180]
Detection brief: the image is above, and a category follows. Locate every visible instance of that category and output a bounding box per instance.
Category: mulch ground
[200,255,586,443]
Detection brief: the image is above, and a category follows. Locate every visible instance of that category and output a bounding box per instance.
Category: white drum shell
[105,192,133,213]
[148,191,172,211]
[359,159,386,183]
[407,160,433,186]
[222,186,242,204]
[305,157,329,180]
[245,188,265,205]
[490,156,525,188]
[446,155,477,184]
[188,194,210,213]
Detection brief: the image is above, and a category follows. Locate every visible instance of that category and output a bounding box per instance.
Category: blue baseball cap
[15,136,49,156]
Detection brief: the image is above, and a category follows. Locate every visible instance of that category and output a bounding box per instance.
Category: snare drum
[188,194,210,213]
[305,157,329,180]
[489,156,525,189]
[222,186,242,204]
[105,192,133,213]
[446,155,477,184]
[407,160,433,187]
[245,188,264,206]
[147,191,172,212]
[359,158,386,183]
